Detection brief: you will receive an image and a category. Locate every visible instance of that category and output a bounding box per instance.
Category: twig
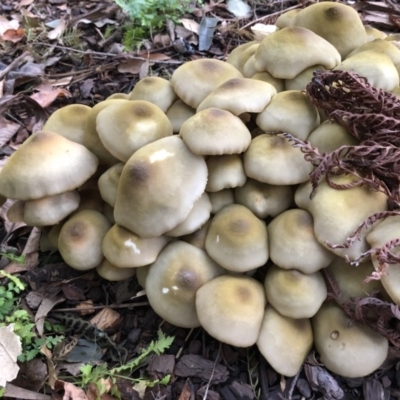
[176,328,194,359]
[52,302,149,312]
[0,51,30,81]
[202,342,222,400]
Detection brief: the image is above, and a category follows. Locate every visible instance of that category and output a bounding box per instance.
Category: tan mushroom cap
[72,189,104,215]
[256,90,320,141]
[234,44,260,74]
[181,219,212,250]
[48,222,64,249]
[114,136,208,238]
[295,175,388,260]
[23,191,80,226]
[293,2,367,58]
[366,215,400,305]
[136,264,150,288]
[146,241,225,328]
[197,78,276,115]
[58,210,111,271]
[97,100,173,162]
[242,55,258,78]
[285,65,326,91]
[98,163,124,208]
[251,72,285,93]
[244,134,313,185]
[268,209,335,274]
[180,108,251,156]
[326,258,385,301]
[0,131,98,200]
[208,189,235,215]
[365,25,387,41]
[102,224,170,268]
[170,59,243,108]
[96,259,136,281]
[347,39,400,65]
[312,302,388,378]
[335,51,399,92]
[234,179,293,219]
[165,100,196,133]
[129,77,177,112]
[43,104,91,144]
[206,155,247,192]
[205,204,269,272]
[107,93,130,100]
[166,192,212,237]
[196,275,266,347]
[307,120,358,154]
[264,265,327,319]
[226,41,259,70]
[84,99,128,166]
[254,27,341,79]
[392,86,400,98]
[7,201,25,223]
[275,8,300,28]
[102,203,115,225]
[257,305,313,377]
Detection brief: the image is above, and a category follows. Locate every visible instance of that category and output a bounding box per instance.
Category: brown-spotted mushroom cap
[206,155,247,192]
[244,134,313,185]
[98,163,124,207]
[96,100,173,162]
[264,264,327,319]
[251,72,285,93]
[84,99,128,166]
[234,179,293,219]
[145,241,225,328]
[268,209,335,273]
[293,2,367,58]
[114,136,207,238]
[196,275,266,347]
[312,302,388,378]
[96,259,136,281]
[166,192,212,237]
[257,305,313,377]
[208,189,235,215]
[197,78,276,115]
[256,90,320,141]
[23,191,80,226]
[129,77,177,112]
[58,210,111,271]
[254,27,341,79]
[205,204,269,272]
[43,104,91,144]
[0,131,99,200]
[170,59,243,108]
[102,224,170,268]
[180,108,251,156]
[165,100,196,133]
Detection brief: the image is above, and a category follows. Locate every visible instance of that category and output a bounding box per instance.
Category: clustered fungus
[3,0,400,380]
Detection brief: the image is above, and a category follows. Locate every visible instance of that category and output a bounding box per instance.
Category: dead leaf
[139,60,149,79]
[16,0,35,9]
[2,28,25,43]
[250,23,277,41]
[180,18,200,34]
[0,117,20,146]
[59,381,89,400]
[226,0,251,18]
[0,199,26,234]
[0,16,19,36]
[0,325,22,386]
[117,59,146,74]
[76,299,95,315]
[35,294,65,336]
[30,83,71,108]
[4,383,51,400]
[47,18,66,40]
[90,307,121,331]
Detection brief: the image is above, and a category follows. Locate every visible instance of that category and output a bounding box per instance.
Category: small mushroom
[165,100,196,133]
[98,163,124,207]
[208,189,235,215]
[96,259,136,281]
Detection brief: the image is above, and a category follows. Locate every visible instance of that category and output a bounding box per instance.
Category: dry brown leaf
[16,0,35,9]
[0,325,22,387]
[90,307,121,331]
[0,199,26,233]
[4,383,51,400]
[0,16,19,36]
[180,18,200,34]
[0,117,20,146]
[76,299,95,315]
[2,28,25,43]
[147,53,171,61]
[30,83,71,108]
[60,381,89,400]
[117,59,146,74]
[35,294,65,336]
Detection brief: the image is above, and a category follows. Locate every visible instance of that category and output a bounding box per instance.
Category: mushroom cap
[84,99,128,166]
[97,100,173,162]
[264,264,327,319]
[165,192,212,237]
[43,104,91,144]
[242,55,258,78]
[226,41,259,70]
[72,189,104,216]
[102,223,170,268]
[23,191,80,226]
[7,201,25,223]
[208,189,235,215]
[256,90,320,141]
[284,65,326,91]
[170,59,243,108]
[197,78,276,115]
[251,72,285,93]
[98,163,124,208]
[102,203,115,225]
[275,8,301,28]
[196,275,266,347]
[234,179,293,219]
[257,305,313,377]
[364,25,387,41]
[146,241,225,328]
[293,2,367,58]
[268,209,335,274]
[0,131,99,200]
[58,210,111,271]
[114,136,208,238]
[129,77,177,112]
[232,43,260,75]
[346,39,400,65]
[165,99,196,134]
[136,264,151,287]
[254,27,341,79]
[96,259,136,281]
[244,134,313,185]
[180,108,251,156]
[335,51,399,92]
[312,302,388,378]
[205,204,269,272]
[107,93,130,100]
[181,219,212,250]
[206,155,247,192]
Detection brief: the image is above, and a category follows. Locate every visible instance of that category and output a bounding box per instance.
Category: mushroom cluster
[1,1,398,379]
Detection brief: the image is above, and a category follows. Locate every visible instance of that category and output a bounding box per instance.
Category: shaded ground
[1,0,400,399]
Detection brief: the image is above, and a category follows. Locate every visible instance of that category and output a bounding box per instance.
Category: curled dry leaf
[0,325,22,387]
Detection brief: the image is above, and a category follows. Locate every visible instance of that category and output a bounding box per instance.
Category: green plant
[0,252,26,265]
[77,329,174,399]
